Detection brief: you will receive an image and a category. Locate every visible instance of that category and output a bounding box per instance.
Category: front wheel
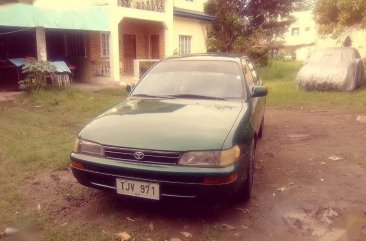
[258,117,264,139]
[236,140,256,201]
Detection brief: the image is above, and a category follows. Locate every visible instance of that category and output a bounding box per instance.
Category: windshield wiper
[131,94,175,99]
[168,94,227,100]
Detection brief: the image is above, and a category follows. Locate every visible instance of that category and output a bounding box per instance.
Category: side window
[247,61,259,84]
[241,59,255,90]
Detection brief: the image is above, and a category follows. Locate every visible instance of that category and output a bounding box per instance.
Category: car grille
[103,146,182,165]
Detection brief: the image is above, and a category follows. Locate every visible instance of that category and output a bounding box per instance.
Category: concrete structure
[283,9,366,61]
[0,0,213,88]
[282,10,317,61]
[317,29,366,59]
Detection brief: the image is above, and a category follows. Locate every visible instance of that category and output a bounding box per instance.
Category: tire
[236,139,256,202]
[258,117,264,139]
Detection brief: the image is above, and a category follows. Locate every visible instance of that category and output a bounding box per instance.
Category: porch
[117,18,166,79]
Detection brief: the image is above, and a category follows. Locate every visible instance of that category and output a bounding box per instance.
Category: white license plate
[116,179,160,200]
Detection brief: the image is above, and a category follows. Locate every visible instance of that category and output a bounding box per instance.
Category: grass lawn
[259,60,366,110]
[0,88,126,240]
[0,60,365,240]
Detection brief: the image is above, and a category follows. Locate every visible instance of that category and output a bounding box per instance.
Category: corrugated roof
[174,7,214,21]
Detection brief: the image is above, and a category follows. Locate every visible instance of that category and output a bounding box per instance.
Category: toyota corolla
[70,54,268,203]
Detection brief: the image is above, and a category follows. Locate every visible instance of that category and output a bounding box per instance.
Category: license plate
[116,179,160,200]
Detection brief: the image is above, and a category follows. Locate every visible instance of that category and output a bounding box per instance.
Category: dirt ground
[22,108,366,241]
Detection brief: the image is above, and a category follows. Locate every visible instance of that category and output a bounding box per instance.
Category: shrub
[246,48,270,67]
[139,61,158,77]
[19,60,55,93]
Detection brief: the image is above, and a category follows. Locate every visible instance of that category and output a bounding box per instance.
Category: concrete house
[283,9,366,61]
[282,10,317,61]
[0,0,213,90]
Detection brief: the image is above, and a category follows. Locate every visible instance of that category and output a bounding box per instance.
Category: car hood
[79,98,245,151]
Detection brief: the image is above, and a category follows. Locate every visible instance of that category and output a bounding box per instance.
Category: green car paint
[79,98,245,151]
[70,54,267,203]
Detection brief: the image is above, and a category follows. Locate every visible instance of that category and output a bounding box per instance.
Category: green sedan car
[71,54,268,203]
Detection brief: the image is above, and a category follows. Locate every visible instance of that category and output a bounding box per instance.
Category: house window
[179,35,192,55]
[291,27,300,36]
[100,32,110,57]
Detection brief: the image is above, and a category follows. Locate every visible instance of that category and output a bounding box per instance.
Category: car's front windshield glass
[131,60,245,100]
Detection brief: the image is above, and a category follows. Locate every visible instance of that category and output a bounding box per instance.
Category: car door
[241,58,264,135]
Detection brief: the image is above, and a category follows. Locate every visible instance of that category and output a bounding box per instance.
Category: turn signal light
[70,160,85,170]
[203,173,238,185]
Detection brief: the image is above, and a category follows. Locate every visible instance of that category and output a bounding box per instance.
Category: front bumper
[70,153,249,202]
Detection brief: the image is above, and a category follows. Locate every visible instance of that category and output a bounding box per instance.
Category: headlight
[178,146,241,167]
[74,139,105,157]
[178,151,220,167]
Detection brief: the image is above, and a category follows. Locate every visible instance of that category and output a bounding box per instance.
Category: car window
[132,60,245,99]
[241,59,255,90]
[247,60,259,83]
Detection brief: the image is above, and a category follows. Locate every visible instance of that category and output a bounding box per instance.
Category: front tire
[236,139,256,202]
[258,117,264,139]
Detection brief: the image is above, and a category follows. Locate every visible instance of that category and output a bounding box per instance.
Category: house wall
[89,31,110,61]
[316,30,366,59]
[173,16,207,54]
[119,20,165,60]
[283,10,317,47]
[173,0,205,12]
[295,45,316,62]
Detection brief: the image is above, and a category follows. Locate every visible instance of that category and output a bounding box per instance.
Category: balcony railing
[118,0,165,12]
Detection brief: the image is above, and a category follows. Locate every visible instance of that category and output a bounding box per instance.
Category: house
[0,0,213,90]
[282,10,317,61]
[283,9,366,61]
[316,29,366,59]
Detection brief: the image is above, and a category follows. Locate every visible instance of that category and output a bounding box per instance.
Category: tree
[205,0,297,53]
[315,0,366,35]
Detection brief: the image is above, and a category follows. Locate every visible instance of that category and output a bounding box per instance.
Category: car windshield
[131,60,245,100]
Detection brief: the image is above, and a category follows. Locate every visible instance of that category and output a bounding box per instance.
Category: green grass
[0,87,126,240]
[258,60,366,110]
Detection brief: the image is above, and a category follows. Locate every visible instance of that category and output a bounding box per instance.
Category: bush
[139,61,158,77]
[246,48,270,67]
[19,60,55,93]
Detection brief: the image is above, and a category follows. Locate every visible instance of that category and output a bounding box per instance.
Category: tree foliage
[205,0,296,53]
[315,0,366,35]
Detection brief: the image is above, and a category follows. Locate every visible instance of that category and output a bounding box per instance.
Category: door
[242,58,263,133]
[150,35,159,59]
[123,34,136,74]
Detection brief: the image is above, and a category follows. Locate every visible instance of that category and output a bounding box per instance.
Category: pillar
[164,0,174,57]
[36,27,47,61]
[109,23,121,82]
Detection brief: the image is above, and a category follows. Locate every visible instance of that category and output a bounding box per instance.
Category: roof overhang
[174,7,214,21]
[0,3,110,31]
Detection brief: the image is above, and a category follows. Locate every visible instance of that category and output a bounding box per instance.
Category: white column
[36,27,47,61]
[109,22,121,82]
[164,0,174,57]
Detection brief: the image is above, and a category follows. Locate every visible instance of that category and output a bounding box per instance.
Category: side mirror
[125,84,135,93]
[251,86,268,98]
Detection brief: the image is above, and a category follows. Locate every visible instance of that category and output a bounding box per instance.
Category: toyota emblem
[134,151,144,160]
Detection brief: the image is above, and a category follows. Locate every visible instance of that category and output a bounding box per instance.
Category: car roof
[165,53,245,62]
